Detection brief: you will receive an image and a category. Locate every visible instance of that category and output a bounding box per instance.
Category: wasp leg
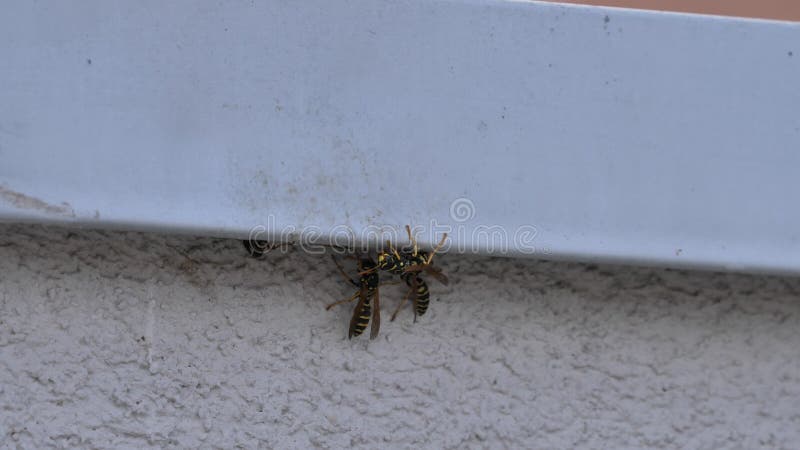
[325,291,360,310]
[390,285,414,322]
[272,242,294,253]
[331,255,359,287]
[358,266,379,276]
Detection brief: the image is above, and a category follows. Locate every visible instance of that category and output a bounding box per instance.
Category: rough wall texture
[0,224,798,449]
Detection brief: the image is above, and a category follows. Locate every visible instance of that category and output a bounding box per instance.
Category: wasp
[326,255,383,339]
[369,225,449,322]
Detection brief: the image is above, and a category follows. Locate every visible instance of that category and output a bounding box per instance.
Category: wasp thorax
[377,252,394,269]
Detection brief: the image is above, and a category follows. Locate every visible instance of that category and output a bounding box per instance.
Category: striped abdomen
[350,293,372,338]
[350,258,380,339]
[414,277,430,316]
[403,273,430,317]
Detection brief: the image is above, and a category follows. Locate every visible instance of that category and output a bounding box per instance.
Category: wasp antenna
[388,239,401,259]
[425,233,448,265]
[405,224,419,256]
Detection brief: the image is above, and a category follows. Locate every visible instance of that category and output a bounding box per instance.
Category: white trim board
[1,1,799,274]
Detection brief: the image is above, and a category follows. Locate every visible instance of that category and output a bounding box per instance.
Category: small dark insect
[243,239,277,258]
[327,255,383,339]
[242,239,294,258]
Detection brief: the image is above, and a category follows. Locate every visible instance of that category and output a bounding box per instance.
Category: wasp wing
[403,264,449,286]
[347,285,370,339]
[422,266,449,285]
[370,287,381,340]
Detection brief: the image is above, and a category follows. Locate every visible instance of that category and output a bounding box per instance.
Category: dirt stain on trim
[0,184,75,217]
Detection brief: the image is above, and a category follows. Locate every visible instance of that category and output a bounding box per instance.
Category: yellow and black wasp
[370,225,449,322]
[326,255,383,339]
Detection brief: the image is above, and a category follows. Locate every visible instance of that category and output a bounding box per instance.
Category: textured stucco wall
[1,223,799,448]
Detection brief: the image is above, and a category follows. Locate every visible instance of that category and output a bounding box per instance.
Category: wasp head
[377,251,402,272]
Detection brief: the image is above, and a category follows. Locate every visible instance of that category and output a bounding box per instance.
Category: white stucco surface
[1,223,799,448]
